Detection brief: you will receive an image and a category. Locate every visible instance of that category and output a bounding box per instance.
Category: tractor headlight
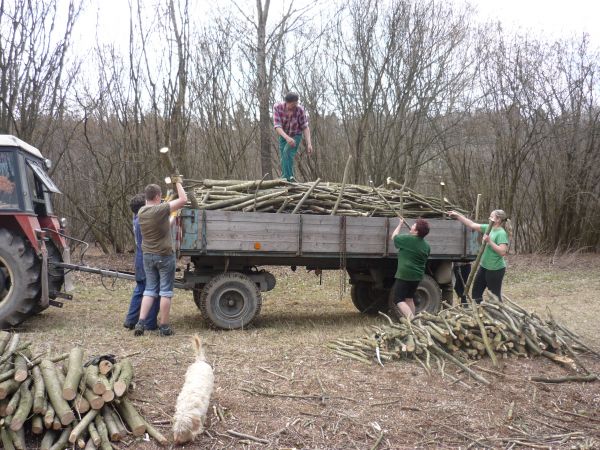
[44,158,52,170]
[60,217,67,229]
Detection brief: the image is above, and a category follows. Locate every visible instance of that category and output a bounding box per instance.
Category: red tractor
[0,135,68,328]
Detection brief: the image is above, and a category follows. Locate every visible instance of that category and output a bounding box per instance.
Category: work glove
[170,175,184,184]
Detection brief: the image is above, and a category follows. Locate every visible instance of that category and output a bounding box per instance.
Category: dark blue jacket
[134,216,145,282]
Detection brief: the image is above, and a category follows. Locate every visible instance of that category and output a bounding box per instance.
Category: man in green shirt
[390,218,431,320]
[135,180,187,336]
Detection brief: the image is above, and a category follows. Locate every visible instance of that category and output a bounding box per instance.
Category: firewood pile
[329,296,599,385]
[0,332,167,449]
[183,178,467,217]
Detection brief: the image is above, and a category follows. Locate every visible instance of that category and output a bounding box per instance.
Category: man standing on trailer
[134,179,187,337]
[273,92,314,181]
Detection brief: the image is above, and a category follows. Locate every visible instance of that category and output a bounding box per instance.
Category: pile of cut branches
[0,332,167,449]
[329,296,599,385]
[183,178,467,217]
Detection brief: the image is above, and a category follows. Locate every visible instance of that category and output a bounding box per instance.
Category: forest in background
[1,0,599,253]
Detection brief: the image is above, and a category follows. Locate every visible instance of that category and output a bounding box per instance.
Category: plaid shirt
[273,102,309,137]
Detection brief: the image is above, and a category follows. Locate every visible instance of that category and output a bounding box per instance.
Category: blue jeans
[124,279,160,329]
[142,253,176,298]
[278,134,303,181]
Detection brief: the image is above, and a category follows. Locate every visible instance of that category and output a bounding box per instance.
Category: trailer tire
[0,229,41,328]
[199,272,262,329]
[414,275,442,314]
[351,283,388,315]
[192,284,205,311]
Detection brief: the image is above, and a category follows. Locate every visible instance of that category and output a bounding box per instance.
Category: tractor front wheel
[0,229,41,328]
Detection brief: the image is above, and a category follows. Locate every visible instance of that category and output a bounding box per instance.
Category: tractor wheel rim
[0,255,14,304]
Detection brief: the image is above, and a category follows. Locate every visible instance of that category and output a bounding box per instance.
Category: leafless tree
[0,0,81,145]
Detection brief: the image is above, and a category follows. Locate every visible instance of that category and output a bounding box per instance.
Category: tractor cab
[0,135,66,329]
[0,135,60,216]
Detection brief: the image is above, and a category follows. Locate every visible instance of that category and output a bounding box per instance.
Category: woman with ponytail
[448,209,511,303]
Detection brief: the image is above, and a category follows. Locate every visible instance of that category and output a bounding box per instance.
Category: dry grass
[17,253,600,449]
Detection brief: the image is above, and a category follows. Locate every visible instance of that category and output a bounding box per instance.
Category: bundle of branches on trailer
[328,296,599,386]
[0,332,167,449]
[183,177,467,217]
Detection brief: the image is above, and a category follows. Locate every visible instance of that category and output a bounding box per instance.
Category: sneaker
[123,322,135,330]
[159,324,175,337]
[134,320,145,336]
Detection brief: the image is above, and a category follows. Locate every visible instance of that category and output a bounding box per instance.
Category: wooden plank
[188,210,473,256]
[206,210,298,224]
[205,239,298,252]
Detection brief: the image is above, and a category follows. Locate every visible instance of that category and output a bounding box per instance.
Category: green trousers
[278,134,303,181]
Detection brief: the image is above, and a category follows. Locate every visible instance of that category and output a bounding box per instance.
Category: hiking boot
[123,322,135,330]
[159,324,175,337]
[133,320,145,336]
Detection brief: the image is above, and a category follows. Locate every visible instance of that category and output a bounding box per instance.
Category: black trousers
[453,263,472,304]
[472,266,506,303]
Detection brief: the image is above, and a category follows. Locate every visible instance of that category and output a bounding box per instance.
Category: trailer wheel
[192,284,204,311]
[0,229,41,328]
[440,283,454,306]
[199,273,262,329]
[414,275,442,314]
[350,283,388,315]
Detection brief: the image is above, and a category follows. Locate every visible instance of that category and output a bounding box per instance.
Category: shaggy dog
[172,335,214,444]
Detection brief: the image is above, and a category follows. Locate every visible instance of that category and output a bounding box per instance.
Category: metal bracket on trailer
[296,215,303,256]
[200,210,208,255]
[384,218,390,256]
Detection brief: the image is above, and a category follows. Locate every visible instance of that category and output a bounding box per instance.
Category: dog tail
[192,334,206,361]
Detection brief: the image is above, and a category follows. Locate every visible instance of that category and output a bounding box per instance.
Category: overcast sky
[462,0,599,42]
[74,0,600,55]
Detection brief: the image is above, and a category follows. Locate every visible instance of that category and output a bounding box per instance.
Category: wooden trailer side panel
[181,209,476,258]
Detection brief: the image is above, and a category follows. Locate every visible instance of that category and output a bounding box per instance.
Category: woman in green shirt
[390,218,431,320]
[449,209,511,303]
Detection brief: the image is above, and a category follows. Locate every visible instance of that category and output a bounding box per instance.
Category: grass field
[19,252,600,449]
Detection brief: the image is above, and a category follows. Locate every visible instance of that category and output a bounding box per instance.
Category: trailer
[1,134,477,331]
[177,209,478,329]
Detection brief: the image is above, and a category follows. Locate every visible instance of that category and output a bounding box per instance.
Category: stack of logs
[329,296,599,385]
[0,333,167,449]
[183,178,466,218]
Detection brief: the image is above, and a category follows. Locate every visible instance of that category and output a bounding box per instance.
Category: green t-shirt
[480,224,509,270]
[393,234,430,281]
[138,203,173,256]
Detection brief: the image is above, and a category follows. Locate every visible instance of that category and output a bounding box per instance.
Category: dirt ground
[19,252,600,449]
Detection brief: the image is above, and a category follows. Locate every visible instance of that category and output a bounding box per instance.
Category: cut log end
[62,387,77,402]
[87,395,104,410]
[9,418,25,431]
[14,370,28,383]
[60,410,76,426]
[113,381,126,397]
[131,425,146,437]
[92,383,106,396]
[98,361,113,375]
[101,390,114,403]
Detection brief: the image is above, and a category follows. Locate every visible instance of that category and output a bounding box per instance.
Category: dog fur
[172,335,214,444]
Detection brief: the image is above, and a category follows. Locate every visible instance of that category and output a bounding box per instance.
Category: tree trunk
[257,0,273,179]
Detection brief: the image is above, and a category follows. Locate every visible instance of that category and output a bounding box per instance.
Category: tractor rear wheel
[0,229,41,328]
[31,241,64,314]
